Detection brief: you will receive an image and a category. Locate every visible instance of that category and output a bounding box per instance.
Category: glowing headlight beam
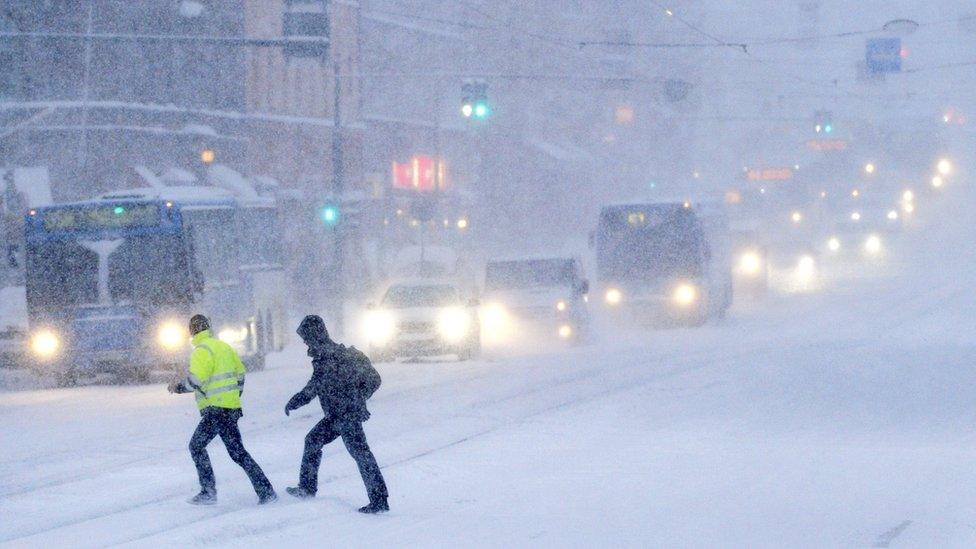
[864,234,882,255]
[605,288,623,305]
[438,307,471,343]
[30,330,60,358]
[827,237,841,252]
[363,310,396,345]
[737,251,763,276]
[217,326,248,345]
[158,322,187,350]
[672,283,698,307]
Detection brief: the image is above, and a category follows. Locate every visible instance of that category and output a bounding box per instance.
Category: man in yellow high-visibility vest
[168,314,277,505]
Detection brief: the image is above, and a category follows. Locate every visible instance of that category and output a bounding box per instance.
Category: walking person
[168,314,277,505]
[284,315,389,513]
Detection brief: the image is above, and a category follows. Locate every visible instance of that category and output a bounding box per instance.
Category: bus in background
[24,186,287,385]
[593,201,732,326]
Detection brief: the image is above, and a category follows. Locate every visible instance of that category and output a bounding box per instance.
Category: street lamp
[200,148,215,164]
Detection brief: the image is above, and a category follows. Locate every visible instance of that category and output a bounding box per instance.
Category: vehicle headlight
[363,310,396,345]
[158,322,187,350]
[605,288,623,305]
[796,255,816,283]
[30,330,60,358]
[217,326,248,345]
[558,324,573,339]
[864,234,882,255]
[672,283,698,307]
[737,251,763,276]
[438,307,470,343]
[482,303,510,333]
[827,237,841,252]
[556,300,568,312]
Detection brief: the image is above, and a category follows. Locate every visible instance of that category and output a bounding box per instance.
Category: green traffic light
[113,206,125,215]
[473,101,489,119]
[321,205,339,226]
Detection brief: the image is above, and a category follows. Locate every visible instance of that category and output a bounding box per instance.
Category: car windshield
[485,259,574,290]
[382,284,460,308]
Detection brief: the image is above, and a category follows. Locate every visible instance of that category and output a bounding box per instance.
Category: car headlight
[864,234,882,255]
[217,326,248,345]
[796,255,816,284]
[827,237,841,252]
[672,283,698,307]
[158,322,187,350]
[30,330,60,358]
[363,310,396,345]
[737,251,763,276]
[438,307,471,343]
[556,300,568,312]
[605,288,622,305]
[558,324,573,339]
[482,303,510,333]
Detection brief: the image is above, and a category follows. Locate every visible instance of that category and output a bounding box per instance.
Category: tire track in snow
[1,341,785,545]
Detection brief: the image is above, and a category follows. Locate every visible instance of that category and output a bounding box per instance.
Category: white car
[362,280,481,362]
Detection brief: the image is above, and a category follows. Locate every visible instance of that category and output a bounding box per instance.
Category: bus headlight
[737,251,763,276]
[558,324,573,339]
[555,300,568,312]
[438,307,470,343]
[30,330,60,358]
[864,234,882,256]
[158,322,187,350]
[363,310,396,345]
[672,283,698,307]
[605,288,623,305]
[827,237,841,252]
[217,326,248,345]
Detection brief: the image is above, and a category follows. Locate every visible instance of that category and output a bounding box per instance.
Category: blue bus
[23,187,287,385]
[593,200,732,326]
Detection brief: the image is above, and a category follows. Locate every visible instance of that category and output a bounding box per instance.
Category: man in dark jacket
[284,315,389,513]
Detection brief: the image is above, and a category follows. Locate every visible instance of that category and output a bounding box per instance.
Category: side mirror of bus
[578,280,590,296]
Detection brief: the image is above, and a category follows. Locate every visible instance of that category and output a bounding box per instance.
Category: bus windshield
[485,259,574,290]
[26,234,193,309]
[597,205,705,282]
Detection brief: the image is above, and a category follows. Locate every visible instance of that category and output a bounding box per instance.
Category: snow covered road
[2,256,976,546]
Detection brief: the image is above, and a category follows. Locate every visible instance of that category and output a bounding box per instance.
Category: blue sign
[866,38,902,74]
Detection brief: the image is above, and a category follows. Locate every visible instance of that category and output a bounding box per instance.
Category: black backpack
[342,345,381,399]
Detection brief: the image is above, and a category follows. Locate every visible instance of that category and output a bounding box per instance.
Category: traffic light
[320,203,340,226]
[461,79,490,120]
[814,110,833,134]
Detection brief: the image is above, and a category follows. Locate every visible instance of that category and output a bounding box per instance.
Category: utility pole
[78,2,94,173]
[331,61,346,336]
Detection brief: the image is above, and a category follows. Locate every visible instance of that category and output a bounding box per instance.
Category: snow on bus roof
[100,186,236,207]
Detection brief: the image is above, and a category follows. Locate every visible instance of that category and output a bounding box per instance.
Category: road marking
[873,520,912,548]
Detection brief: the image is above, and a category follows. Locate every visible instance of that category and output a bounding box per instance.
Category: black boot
[258,490,278,505]
[286,486,315,499]
[188,490,217,505]
[358,497,389,514]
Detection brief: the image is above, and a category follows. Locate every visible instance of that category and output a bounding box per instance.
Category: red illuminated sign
[806,139,848,151]
[746,168,793,182]
[392,155,447,192]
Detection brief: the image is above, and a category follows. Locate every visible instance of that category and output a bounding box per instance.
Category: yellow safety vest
[185,330,246,410]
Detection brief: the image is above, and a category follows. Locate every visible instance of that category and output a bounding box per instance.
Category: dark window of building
[283,0,330,58]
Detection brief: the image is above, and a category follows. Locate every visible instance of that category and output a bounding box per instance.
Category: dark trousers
[300,418,388,502]
[189,407,274,497]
